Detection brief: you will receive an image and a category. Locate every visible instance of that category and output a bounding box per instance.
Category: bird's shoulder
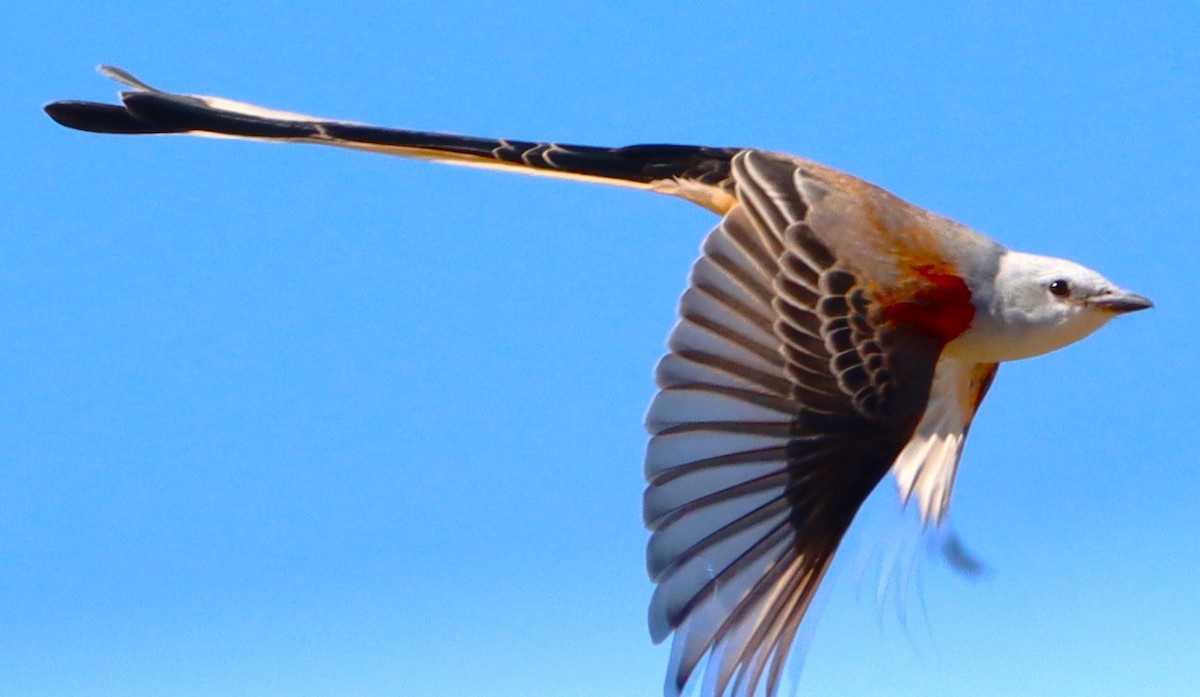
[724,149,1004,344]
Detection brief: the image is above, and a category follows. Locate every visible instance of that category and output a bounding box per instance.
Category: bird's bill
[1088,289,1154,313]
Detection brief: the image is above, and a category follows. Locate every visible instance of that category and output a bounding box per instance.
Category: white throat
[945,251,1115,363]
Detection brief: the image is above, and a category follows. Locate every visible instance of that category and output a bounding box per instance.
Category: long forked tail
[45,66,741,211]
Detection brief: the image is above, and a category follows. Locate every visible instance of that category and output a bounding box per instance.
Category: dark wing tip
[44,99,176,134]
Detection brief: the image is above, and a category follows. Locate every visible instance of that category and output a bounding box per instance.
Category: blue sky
[3,3,1198,696]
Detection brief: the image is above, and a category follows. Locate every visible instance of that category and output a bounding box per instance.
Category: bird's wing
[644,150,948,697]
[44,66,742,213]
[891,359,998,525]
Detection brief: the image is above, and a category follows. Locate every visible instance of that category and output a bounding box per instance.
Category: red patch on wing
[882,265,975,343]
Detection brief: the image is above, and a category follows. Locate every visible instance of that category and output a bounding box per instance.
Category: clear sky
[3,3,1198,696]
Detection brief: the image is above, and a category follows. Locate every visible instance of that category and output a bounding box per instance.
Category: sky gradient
[4,3,1198,696]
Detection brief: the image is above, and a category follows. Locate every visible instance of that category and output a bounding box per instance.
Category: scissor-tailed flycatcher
[45,67,1151,697]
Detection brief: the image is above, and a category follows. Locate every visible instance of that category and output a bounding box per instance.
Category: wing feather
[645,151,944,697]
[892,360,998,524]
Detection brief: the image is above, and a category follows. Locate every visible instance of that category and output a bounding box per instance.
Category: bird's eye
[1048,279,1071,297]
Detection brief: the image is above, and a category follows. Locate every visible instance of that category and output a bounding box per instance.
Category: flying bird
[45,67,1152,697]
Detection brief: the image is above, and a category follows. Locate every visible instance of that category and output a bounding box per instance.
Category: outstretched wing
[644,151,945,697]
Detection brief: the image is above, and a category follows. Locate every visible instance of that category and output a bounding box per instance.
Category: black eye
[1048,279,1071,297]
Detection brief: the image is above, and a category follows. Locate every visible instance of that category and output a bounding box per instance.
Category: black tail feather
[46,76,741,190]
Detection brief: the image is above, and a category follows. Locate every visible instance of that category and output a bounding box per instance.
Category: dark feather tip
[44,100,169,134]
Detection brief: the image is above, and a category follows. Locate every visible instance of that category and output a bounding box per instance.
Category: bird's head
[949,250,1152,363]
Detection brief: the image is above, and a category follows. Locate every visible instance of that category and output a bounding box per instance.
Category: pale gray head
[949,250,1152,363]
